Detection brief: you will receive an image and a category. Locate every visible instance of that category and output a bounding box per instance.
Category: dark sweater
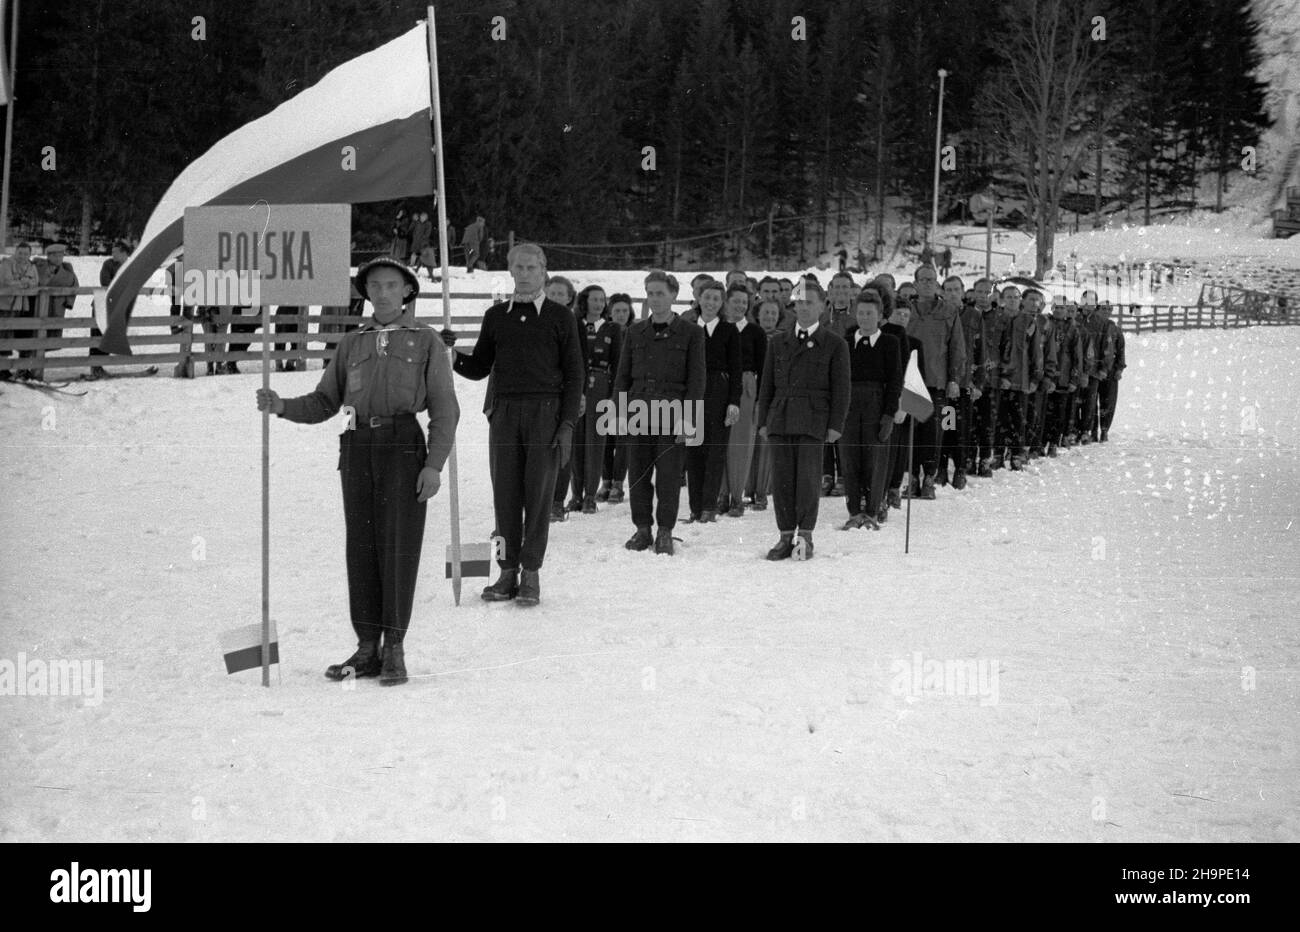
[453,296,585,423]
[844,325,903,417]
[736,321,766,376]
[700,316,742,407]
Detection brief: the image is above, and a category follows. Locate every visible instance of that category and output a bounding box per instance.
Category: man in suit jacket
[444,244,583,606]
[613,269,706,555]
[755,281,851,560]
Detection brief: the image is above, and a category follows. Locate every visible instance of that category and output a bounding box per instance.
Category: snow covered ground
[2,324,1298,842]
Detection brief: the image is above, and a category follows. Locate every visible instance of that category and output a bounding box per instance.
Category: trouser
[997,389,1029,457]
[686,371,731,514]
[771,434,824,532]
[1080,376,1101,438]
[489,396,562,571]
[1098,376,1119,431]
[1046,390,1073,447]
[1027,382,1051,451]
[602,433,628,483]
[553,459,573,506]
[747,431,773,497]
[572,369,611,501]
[912,387,944,477]
[273,307,304,354]
[823,442,839,483]
[839,382,890,516]
[720,371,758,505]
[888,414,911,488]
[973,387,997,463]
[940,390,972,473]
[465,244,480,271]
[227,306,261,354]
[339,415,428,647]
[626,429,686,530]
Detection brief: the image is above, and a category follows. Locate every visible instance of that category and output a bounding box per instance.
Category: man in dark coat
[613,269,706,555]
[443,244,583,605]
[756,281,851,560]
[1096,303,1125,441]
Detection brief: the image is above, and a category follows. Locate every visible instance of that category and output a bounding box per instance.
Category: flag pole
[260,301,271,686]
[0,0,21,249]
[427,6,463,605]
[904,418,914,554]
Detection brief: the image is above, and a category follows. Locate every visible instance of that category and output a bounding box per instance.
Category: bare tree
[982,0,1108,277]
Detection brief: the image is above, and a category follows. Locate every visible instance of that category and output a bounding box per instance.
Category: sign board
[969,192,995,221]
[182,204,351,306]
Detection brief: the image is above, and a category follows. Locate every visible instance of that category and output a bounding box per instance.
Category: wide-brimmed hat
[354,257,419,303]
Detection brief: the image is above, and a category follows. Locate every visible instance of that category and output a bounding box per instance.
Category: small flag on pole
[447,536,505,578]
[790,277,806,302]
[220,621,280,675]
[899,350,934,422]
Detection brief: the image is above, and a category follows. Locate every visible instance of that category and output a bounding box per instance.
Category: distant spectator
[940,247,952,276]
[408,211,432,266]
[0,242,39,379]
[391,208,411,260]
[28,243,79,381]
[461,215,486,273]
[93,242,131,377]
[273,305,305,372]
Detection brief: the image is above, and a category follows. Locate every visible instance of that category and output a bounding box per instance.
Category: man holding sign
[255,258,460,686]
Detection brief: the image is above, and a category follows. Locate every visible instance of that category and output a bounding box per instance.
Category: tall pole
[929,68,947,250]
[985,202,993,279]
[260,301,270,686]
[0,0,21,249]
[427,6,464,605]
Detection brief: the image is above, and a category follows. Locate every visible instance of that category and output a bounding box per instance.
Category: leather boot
[700,510,717,523]
[920,475,936,499]
[482,567,519,601]
[978,457,993,478]
[654,528,674,555]
[795,530,814,560]
[517,570,540,606]
[752,493,768,511]
[596,480,612,502]
[951,469,967,490]
[888,488,902,509]
[625,526,653,551]
[607,482,625,503]
[325,641,381,680]
[766,533,795,561]
[876,499,889,524]
[581,496,598,514]
[379,642,407,686]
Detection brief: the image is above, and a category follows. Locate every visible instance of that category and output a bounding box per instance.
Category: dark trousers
[771,434,824,532]
[1080,376,1101,439]
[888,414,911,488]
[1046,390,1073,447]
[912,387,944,477]
[940,391,973,473]
[823,442,839,482]
[572,370,611,501]
[997,390,1028,457]
[489,397,561,571]
[627,431,685,530]
[686,371,731,514]
[339,416,428,647]
[973,388,997,463]
[228,306,261,354]
[1098,377,1119,432]
[602,434,628,483]
[840,383,890,516]
[1027,383,1051,451]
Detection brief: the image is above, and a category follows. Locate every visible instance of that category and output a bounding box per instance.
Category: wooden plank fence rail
[2,284,1297,377]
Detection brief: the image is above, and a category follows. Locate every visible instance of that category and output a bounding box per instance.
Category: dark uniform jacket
[613,313,706,404]
[958,303,989,391]
[700,316,742,407]
[819,304,854,340]
[755,324,851,440]
[737,321,767,377]
[454,296,584,424]
[1107,320,1126,380]
[999,310,1042,393]
[1097,316,1121,379]
[906,295,965,391]
[844,325,903,417]
[279,319,460,469]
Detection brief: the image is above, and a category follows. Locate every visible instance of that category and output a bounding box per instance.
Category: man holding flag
[255,258,459,686]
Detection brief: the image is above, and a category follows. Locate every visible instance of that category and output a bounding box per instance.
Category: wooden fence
[1,285,1296,378]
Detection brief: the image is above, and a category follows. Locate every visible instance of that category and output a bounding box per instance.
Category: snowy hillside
[1,324,1297,842]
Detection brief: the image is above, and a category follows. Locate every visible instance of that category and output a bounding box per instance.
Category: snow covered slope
[1,327,1297,842]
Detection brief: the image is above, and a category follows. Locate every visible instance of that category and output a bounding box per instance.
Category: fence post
[177,310,194,378]
[33,291,50,379]
[296,306,308,371]
[1196,305,1202,329]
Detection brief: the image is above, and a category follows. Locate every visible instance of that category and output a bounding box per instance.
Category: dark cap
[354,257,419,303]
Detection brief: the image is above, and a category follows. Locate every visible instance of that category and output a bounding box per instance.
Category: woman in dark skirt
[683,280,741,524]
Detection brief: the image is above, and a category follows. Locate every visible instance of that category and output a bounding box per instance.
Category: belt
[356,413,417,429]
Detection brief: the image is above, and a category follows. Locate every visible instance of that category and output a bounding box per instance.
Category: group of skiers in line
[536,264,1126,535]
[390,209,489,274]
